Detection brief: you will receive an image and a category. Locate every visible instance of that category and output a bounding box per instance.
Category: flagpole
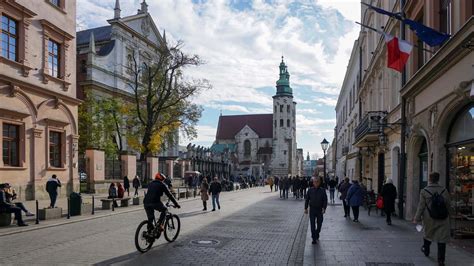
[398,0,407,220]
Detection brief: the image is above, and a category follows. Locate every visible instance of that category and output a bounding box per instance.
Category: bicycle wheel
[135,220,154,253]
[164,214,181,242]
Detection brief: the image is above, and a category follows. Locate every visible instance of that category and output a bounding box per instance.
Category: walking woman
[381,178,397,225]
[200,178,209,211]
[346,180,364,222]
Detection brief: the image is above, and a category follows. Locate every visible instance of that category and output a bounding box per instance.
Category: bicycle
[134,201,181,253]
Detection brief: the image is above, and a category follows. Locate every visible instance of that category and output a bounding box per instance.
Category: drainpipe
[398,0,407,220]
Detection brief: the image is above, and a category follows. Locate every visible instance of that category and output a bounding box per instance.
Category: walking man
[381,178,397,225]
[209,177,222,211]
[46,175,61,208]
[328,177,337,204]
[338,178,351,218]
[123,176,130,197]
[304,177,328,244]
[274,176,279,192]
[133,175,141,196]
[413,172,450,266]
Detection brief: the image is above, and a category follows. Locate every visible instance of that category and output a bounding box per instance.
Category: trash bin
[69,192,82,216]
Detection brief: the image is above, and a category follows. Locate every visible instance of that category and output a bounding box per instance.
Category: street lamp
[321,138,329,182]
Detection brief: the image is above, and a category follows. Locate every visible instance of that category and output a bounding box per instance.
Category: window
[80,59,87,73]
[48,40,60,78]
[244,140,251,156]
[274,105,276,113]
[49,131,62,167]
[50,0,60,7]
[287,119,290,127]
[439,0,451,35]
[280,119,283,127]
[274,120,276,128]
[280,105,283,112]
[1,15,18,61]
[287,105,290,113]
[2,124,19,166]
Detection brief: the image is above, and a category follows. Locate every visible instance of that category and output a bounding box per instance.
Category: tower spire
[114,0,121,19]
[138,0,148,14]
[275,57,293,97]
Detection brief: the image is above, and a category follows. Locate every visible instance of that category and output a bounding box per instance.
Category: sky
[76,0,361,159]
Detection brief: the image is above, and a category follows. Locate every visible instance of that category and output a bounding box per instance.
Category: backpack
[424,188,448,220]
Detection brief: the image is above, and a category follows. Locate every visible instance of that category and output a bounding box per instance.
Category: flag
[404,19,450,47]
[384,34,413,72]
[363,3,450,47]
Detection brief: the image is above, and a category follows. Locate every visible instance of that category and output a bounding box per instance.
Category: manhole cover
[190,239,220,246]
[361,226,381,230]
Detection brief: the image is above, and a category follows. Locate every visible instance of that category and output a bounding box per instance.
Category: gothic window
[280,105,283,112]
[244,140,251,156]
[280,119,283,127]
[287,119,290,127]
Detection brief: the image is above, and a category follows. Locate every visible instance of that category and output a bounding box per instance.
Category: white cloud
[313,96,338,107]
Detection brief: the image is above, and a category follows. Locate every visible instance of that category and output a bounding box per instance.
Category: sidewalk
[303,199,474,265]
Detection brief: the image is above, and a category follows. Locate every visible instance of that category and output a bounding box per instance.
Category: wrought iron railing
[354,111,387,142]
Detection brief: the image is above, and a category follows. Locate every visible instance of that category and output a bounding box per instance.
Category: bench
[101,197,130,210]
[0,213,12,226]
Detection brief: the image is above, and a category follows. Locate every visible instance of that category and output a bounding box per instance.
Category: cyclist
[144,173,180,231]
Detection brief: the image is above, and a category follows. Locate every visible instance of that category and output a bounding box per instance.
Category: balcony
[354,111,387,147]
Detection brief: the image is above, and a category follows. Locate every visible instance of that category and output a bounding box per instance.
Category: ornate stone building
[0,0,79,200]
[211,58,300,177]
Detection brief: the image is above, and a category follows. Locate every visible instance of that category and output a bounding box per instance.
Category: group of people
[199,177,223,211]
[267,176,311,200]
[304,172,451,265]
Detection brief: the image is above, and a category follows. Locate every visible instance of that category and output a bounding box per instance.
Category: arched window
[244,140,251,156]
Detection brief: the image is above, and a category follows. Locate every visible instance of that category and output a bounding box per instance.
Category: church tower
[271,57,297,177]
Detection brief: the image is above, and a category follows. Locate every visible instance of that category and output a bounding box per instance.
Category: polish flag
[384,34,413,72]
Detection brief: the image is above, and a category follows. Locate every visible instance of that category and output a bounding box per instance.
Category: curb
[0,196,201,237]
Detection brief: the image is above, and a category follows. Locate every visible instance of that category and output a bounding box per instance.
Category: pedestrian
[200,178,209,211]
[346,180,364,222]
[279,177,284,198]
[209,177,222,211]
[46,174,61,208]
[304,177,328,244]
[381,178,397,225]
[413,172,450,266]
[108,183,118,208]
[328,177,337,204]
[274,176,279,192]
[338,178,351,218]
[268,176,274,192]
[133,175,141,197]
[117,182,125,198]
[284,177,290,199]
[0,184,27,226]
[4,183,34,216]
[300,176,307,199]
[123,176,130,197]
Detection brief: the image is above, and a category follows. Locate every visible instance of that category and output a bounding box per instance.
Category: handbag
[376,195,384,209]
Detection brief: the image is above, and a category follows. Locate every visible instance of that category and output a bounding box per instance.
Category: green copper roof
[275,56,293,97]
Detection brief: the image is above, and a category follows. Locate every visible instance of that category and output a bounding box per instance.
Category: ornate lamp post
[321,138,329,182]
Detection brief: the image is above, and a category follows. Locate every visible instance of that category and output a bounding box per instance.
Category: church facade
[211,58,300,177]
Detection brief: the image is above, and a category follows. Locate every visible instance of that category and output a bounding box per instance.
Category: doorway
[419,139,428,190]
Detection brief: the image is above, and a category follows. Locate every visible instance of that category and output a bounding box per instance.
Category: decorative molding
[33,128,43,138]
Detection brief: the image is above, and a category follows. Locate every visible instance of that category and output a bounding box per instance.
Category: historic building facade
[211,58,300,177]
[76,1,179,188]
[342,0,473,234]
[0,0,79,200]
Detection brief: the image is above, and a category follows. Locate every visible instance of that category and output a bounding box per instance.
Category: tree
[78,90,126,158]
[127,40,208,161]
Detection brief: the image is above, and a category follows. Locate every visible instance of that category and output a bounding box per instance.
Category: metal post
[186,188,188,199]
[35,200,39,224]
[177,188,180,200]
[67,197,70,219]
[323,151,327,182]
[398,0,407,220]
[92,196,95,215]
[112,200,115,211]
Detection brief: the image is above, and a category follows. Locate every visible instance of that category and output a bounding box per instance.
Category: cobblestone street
[1,188,473,265]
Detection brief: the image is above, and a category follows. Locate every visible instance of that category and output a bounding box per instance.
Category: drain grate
[361,226,381,230]
[366,263,414,266]
[190,239,220,247]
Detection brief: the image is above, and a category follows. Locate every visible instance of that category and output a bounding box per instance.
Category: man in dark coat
[46,175,61,208]
[274,176,279,192]
[209,177,222,211]
[305,177,327,244]
[293,177,301,199]
[132,175,141,196]
[338,178,351,218]
[123,176,130,197]
[381,178,397,225]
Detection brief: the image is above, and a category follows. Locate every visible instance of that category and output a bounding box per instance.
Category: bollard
[92,196,95,215]
[177,188,180,200]
[193,188,196,198]
[67,197,70,219]
[186,188,188,199]
[112,200,115,212]
[35,200,39,224]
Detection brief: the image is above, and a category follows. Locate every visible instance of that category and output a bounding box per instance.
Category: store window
[2,123,19,166]
[447,104,474,238]
[49,131,62,167]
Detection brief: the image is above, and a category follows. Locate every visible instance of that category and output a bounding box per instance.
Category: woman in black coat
[381,178,397,225]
